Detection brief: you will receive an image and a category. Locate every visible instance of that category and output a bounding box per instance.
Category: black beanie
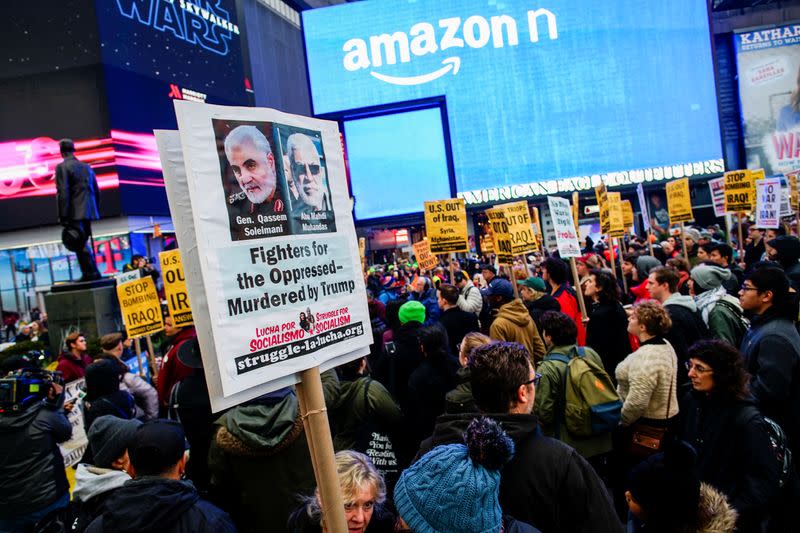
[767,236,800,263]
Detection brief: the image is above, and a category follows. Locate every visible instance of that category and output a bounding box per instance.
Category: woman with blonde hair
[445,332,493,414]
[288,450,395,533]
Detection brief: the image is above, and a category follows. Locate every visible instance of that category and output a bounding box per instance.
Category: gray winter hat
[684,228,701,243]
[690,264,731,290]
[89,416,142,468]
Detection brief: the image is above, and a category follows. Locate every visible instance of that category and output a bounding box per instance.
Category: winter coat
[0,402,72,517]
[534,344,613,459]
[405,354,460,447]
[740,308,800,456]
[744,238,765,271]
[372,321,424,411]
[615,337,679,426]
[329,376,402,451]
[552,284,587,345]
[457,280,483,314]
[100,352,159,419]
[524,293,561,333]
[83,390,137,432]
[489,298,546,361]
[679,392,781,531]
[85,477,235,533]
[418,412,622,533]
[437,306,479,356]
[785,261,800,291]
[71,464,131,532]
[706,296,746,347]
[444,366,477,414]
[662,293,710,372]
[156,327,197,407]
[628,482,738,533]
[55,154,100,221]
[56,351,93,382]
[585,300,631,377]
[409,287,441,325]
[208,371,339,533]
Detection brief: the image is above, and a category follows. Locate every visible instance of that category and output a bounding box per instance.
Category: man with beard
[286,132,336,233]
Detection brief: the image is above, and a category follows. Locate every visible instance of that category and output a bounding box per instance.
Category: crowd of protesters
[1,220,799,533]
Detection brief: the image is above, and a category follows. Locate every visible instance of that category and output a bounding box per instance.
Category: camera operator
[123,255,160,285]
[0,365,74,532]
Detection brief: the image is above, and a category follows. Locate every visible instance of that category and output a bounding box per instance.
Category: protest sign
[707,177,726,217]
[424,198,468,253]
[160,249,193,327]
[724,170,754,212]
[595,183,610,234]
[162,101,371,404]
[59,378,87,468]
[606,192,625,237]
[621,200,634,230]
[124,352,151,380]
[115,269,140,285]
[780,177,792,218]
[666,178,693,224]
[548,196,581,258]
[485,207,513,264]
[636,183,651,231]
[787,171,799,212]
[116,277,164,338]
[756,177,781,229]
[413,240,439,271]
[497,201,537,255]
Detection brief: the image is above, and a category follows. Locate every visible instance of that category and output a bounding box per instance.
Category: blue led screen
[303,0,723,195]
[344,108,452,220]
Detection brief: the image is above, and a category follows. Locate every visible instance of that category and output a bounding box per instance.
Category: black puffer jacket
[419,413,623,533]
[0,402,72,517]
[585,300,630,377]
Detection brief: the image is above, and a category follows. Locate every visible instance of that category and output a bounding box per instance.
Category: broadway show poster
[735,24,800,175]
[172,101,369,398]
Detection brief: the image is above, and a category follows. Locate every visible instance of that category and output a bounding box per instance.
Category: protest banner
[548,196,581,258]
[424,198,468,253]
[413,240,439,271]
[160,249,194,327]
[485,207,513,264]
[708,177,726,218]
[756,177,781,229]
[59,378,88,468]
[498,201,538,255]
[607,192,625,237]
[116,277,164,338]
[595,183,610,234]
[621,200,634,230]
[666,178,693,224]
[724,169,754,213]
[636,183,651,231]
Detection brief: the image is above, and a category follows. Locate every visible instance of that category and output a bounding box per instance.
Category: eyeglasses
[522,373,542,388]
[684,361,713,374]
[740,284,758,292]
[292,161,321,177]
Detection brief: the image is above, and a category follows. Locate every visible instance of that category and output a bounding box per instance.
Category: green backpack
[546,346,622,438]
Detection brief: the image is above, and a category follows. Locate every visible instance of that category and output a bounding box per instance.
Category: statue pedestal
[45,281,121,356]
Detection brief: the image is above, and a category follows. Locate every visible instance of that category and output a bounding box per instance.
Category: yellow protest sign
[116,277,164,338]
[159,250,193,327]
[751,169,765,182]
[412,240,439,271]
[595,183,610,234]
[424,199,468,253]
[787,171,799,212]
[621,200,634,229]
[724,170,755,212]
[497,201,538,255]
[666,178,693,224]
[485,208,513,264]
[607,192,625,237]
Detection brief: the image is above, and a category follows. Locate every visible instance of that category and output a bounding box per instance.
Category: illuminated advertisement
[735,23,800,176]
[303,0,724,205]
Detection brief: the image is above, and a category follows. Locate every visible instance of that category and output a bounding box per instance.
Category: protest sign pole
[736,213,745,258]
[144,335,158,380]
[449,253,456,284]
[616,238,628,295]
[295,366,347,533]
[569,258,588,320]
[133,338,144,377]
[608,237,618,279]
[724,214,733,247]
[646,229,655,257]
[680,222,689,263]
[295,378,322,490]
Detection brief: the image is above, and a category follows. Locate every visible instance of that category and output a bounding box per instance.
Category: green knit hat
[399,300,426,325]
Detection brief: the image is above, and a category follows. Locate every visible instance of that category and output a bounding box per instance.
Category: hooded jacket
[409,287,441,325]
[552,284,587,346]
[489,298,546,361]
[418,412,622,533]
[208,370,339,533]
[457,280,483,315]
[56,351,93,382]
[100,352,159,420]
[662,293,710,369]
[696,482,739,533]
[85,477,235,533]
[156,327,197,407]
[330,375,402,451]
[0,402,72,517]
[445,366,477,414]
[71,464,132,532]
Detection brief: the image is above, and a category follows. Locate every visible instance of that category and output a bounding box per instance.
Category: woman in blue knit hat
[394,417,539,533]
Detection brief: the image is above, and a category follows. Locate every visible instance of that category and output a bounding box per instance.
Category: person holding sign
[541,258,586,346]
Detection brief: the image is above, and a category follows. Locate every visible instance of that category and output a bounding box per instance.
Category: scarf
[694,286,727,324]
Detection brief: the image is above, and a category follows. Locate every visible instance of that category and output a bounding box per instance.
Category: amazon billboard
[303,0,724,205]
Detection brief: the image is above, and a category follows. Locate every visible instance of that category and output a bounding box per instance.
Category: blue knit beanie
[394,418,515,533]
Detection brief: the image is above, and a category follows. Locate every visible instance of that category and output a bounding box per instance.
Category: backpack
[714,298,749,347]
[546,346,622,438]
[352,379,400,493]
[737,406,794,489]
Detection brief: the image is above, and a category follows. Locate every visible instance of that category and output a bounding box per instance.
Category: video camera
[0,369,63,414]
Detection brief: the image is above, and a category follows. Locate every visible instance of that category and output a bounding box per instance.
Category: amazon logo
[341,8,558,86]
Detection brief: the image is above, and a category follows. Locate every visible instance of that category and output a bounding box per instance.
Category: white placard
[115,269,141,285]
[756,177,781,229]
[707,177,726,218]
[547,196,581,258]
[156,101,370,407]
[636,183,650,231]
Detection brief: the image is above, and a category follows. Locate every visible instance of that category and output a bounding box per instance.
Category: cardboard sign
[595,183,610,234]
[116,277,164,338]
[787,171,799,212]
[621,200,634,230]
[756,177,781,229]
[115,269,141,285]
[59,378,88,468]
[636,183,650,231]
[548,196,581,257]
[160,249,193,327]
[666,178,693,224]
[707,177,726,218]
[724,170,754,212]
[497,201,537,255]
[412,240,439,271]
[424,198,468,253]
[485,207,513,263]
[163,101,371,403]
[606,192,625,237]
